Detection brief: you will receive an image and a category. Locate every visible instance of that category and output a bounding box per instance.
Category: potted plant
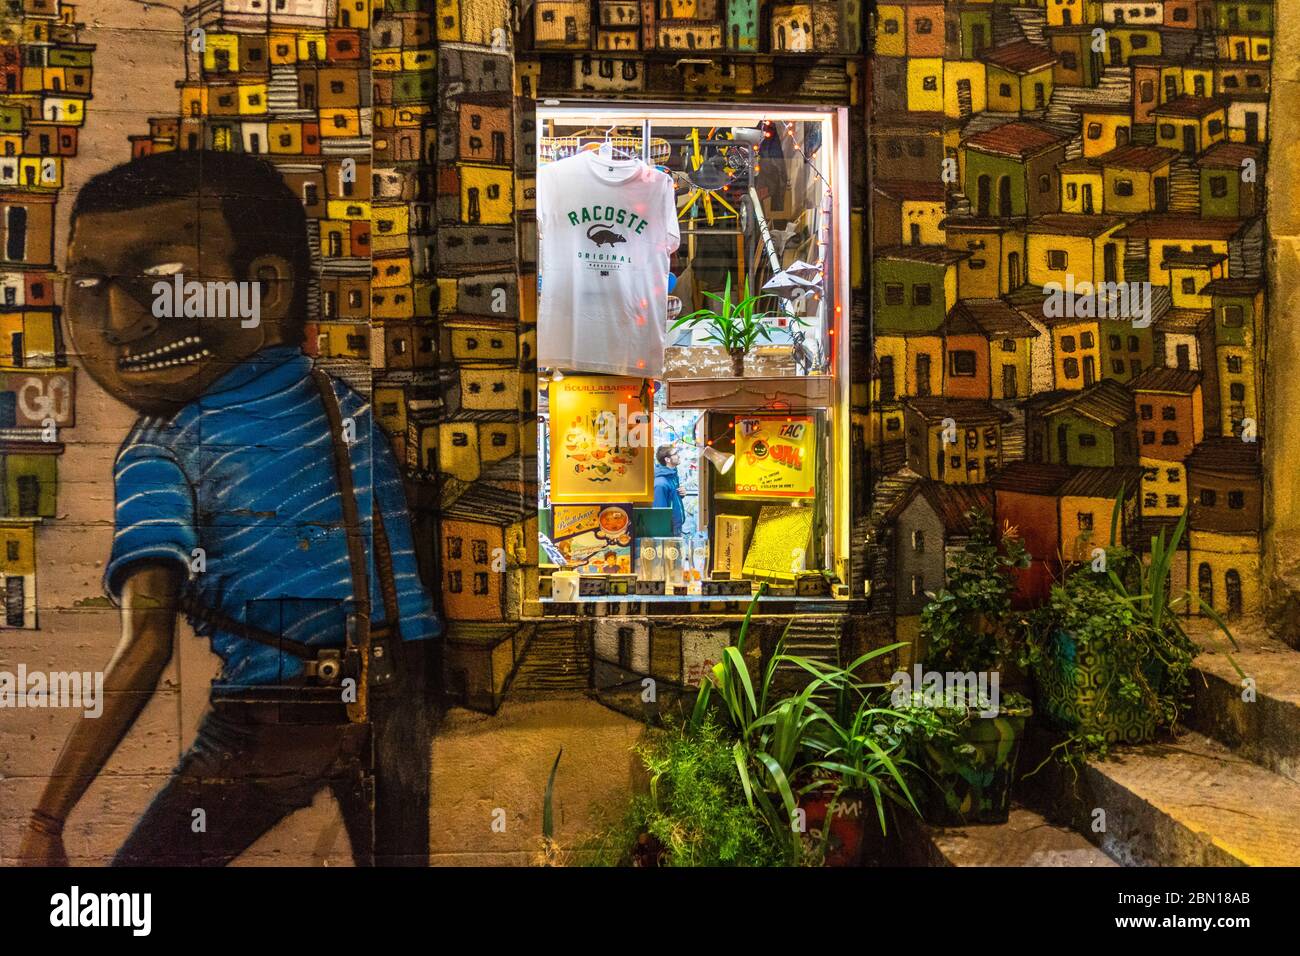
[1022,504,1242,766]
[799,688,922,865]
[899,508,1034,825]
[669,273,788,377]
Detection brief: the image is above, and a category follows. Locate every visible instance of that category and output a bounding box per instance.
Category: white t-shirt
[537,150,681,379]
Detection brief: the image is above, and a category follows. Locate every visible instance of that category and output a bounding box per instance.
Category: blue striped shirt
[106,346,440,686]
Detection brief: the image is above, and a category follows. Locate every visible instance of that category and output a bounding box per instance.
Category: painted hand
[18,825,69,867]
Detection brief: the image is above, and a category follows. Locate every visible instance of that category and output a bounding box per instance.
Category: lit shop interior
[535,106,850,601]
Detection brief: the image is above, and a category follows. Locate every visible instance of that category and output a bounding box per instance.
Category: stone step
[1188,618,1300,784]
[1081,730,1300,866]
[919,807,1119,867]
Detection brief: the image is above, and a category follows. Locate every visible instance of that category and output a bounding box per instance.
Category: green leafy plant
[535,748,565,866]
[921,508,1030,674]
[669,273,797,374]
[588,718,788,867]
[692,588,916,858]
[1022,499,1243,773]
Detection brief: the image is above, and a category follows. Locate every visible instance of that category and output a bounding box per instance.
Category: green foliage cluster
[920,509,1029,675]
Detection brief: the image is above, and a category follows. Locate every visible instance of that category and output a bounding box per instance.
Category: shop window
[535,106,848,601]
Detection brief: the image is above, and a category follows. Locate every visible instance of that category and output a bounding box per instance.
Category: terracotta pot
[728,347,746,377]
[799,786,890,866]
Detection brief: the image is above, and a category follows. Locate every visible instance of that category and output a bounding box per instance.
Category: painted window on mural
[535,106,848,598]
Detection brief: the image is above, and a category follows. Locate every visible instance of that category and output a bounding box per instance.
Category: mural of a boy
[18,151,441,866]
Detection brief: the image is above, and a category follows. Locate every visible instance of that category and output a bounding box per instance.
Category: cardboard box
[714,513,752,576]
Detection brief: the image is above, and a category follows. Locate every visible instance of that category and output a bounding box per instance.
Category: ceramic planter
[1033,630,1159,744]
[917,708,1029,826]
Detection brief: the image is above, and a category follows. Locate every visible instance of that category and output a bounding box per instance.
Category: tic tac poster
[735,415,816,499]
[550,375,654,504]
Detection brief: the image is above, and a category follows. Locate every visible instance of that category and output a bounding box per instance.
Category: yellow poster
[549,375,654,504]
[735,415,816,499]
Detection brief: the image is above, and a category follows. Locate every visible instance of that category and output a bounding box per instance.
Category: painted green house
[1199,142,1262,218]
[963,121,1069,218]
[0,451,58,519]
[1216,0,1273,33]
[873,246,970,334]
[1025,379,1139,467]
[957,8,993,58]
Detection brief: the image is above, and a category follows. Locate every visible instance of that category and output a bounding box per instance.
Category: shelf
[665,375,834,410]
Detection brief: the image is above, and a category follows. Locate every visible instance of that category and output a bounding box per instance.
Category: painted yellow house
[1096,144,1177,214]
[875,4,906,56]
[1027,214,1127,288]
[1044,0,1094,27]
[1162,251,1226,309]
[1076,103,1133,159]
[1153,95,1227,155]
[904,397,1011,486]
[983,40,1057,113]
[1103,26,1162,66]
[1217,31,1273,62]
[906,57,944,112]
[873,330,944,402]
[1189,530,1260,616]
[1116,216,1244,290]
[1140,458,1190,519]
[943,59,987,118]
[1059,157,1103,214]
[945,219,1029,297]
[202,33,241,73]
[460,164,513,225]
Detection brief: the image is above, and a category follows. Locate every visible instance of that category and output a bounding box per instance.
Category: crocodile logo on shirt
[586,224,627,248]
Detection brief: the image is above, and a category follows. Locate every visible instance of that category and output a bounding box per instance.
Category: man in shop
[653,444,687,536]
[18,151,441,866]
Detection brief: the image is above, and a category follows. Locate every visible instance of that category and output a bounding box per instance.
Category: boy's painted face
[65,197,294,415]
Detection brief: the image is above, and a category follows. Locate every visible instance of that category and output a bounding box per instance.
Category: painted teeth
[120,339,206,369]
[119,342,210,371]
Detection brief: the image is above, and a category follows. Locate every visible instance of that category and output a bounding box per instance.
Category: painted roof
[982,40,1059,74]
[964,121,1070,160]
[1128,366,1203,394]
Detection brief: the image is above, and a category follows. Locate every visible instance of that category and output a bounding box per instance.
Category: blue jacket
[653,463,686,535]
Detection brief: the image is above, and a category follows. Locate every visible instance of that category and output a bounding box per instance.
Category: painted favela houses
[3,0,1300,872]
[868,0,1271,625]
[0,2,89,628]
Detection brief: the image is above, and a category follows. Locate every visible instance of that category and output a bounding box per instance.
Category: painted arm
[18,561,182,865]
